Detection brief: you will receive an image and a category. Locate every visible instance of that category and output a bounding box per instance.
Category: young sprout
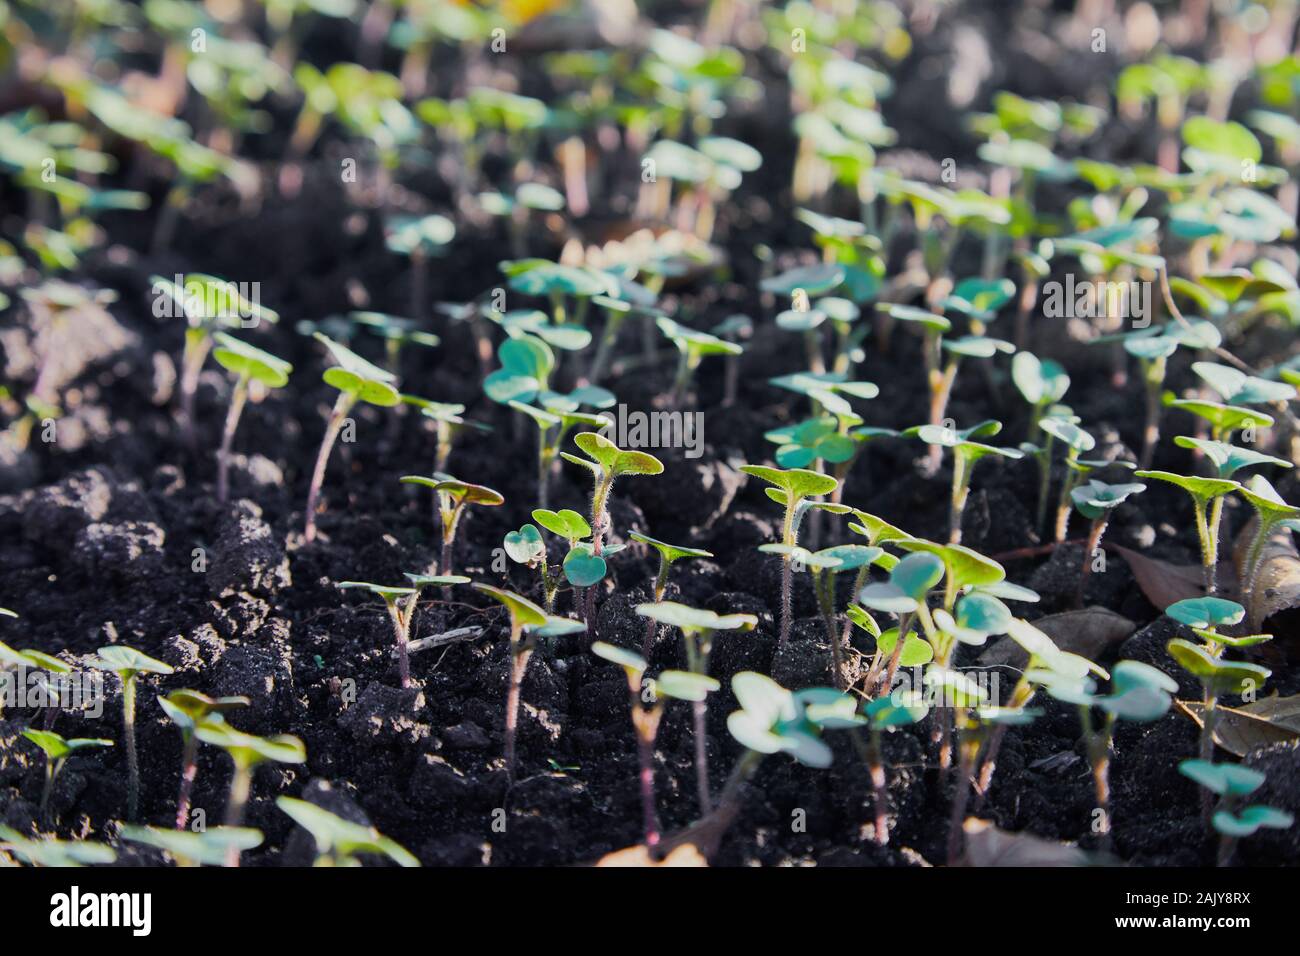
[1165,396,1274,445]
[384,214,456,320]
[585,292,665,387]
[1135,471,1240,593]
[158,690,250,830]
[1070,480,1146,606]
[1038,417,1097,543]
[21,730,112,824]
[530,508,599,606]
[1165,597,1272,807]
[852,693,928,844]
[89,646,174,821]
[507,262,610,329]
[562,431,665,559]
[210,333,292,504]
[474,584,584,783]
[503,523,554,610]
[480,182,566,258]
[905,421,1024,544]
[1178,761,1294,865]
[276,797,419,867]
[152,274,279,441]
[1113,321,1221,468]
[1234,476,1300,603]
[350,312,440,373]
[509,402,608,511]
[591,642,717,849]
[712,314,754,406]
[635,602,757,812]
[725,672,839,780]
[739,465,840,647]
[1011,351,1070,442]
[628,531,713,659]
[194,721,306,866]
[122,825,264,867]
[399,474,504,578]
[797,545,883,688]
[656,317,743,406]
[877,304,951,469]
[339,575,468,688]
[857,551,946,695]
[402,396,490,474]
[1034,660,1176,847]
[305,334,401,542]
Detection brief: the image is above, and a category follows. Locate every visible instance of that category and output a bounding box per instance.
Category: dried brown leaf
[961,818,1097,866]
[978,607,1134,671]
[1174,696,1300,757]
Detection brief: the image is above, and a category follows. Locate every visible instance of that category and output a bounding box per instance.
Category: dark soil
[2,1,1299,867]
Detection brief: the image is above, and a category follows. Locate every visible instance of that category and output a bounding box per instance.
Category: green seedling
[934,325,1015,437]
[158,689,250,830]
[402,396,490,474]
[1112,321,1221,468]
[152,274,279,441]
[194,720,306,866]
[636,602,757,812]
[305,334,401,542]
[507,261,609,328]
[592,642,717,850]
[339,576,468,688]
[1165,597,1272,808]
[475,584,584,782]
[277,797,419,867]
[1035,659,1176,846]
[852,692,928,844]
[1165,396,1274,444]
[1011,351,1070,441]
[585,291,665,387]
[503,522,555,610]
[1135,471,1240,592]
[1234,475,1300,603]
[211,333,292,503]
[725,672,841,784]
[1070,480,1145,606]
[562,430,664,564]
[628,531,713,659]
[0,825,116,867]
[740,465,840,647]
[509,401,607,511]
[350,312,440,372]
[480,182,565,257]
[857,551,946,695]
[657,317,743,406]
[1192,361,1297,407]
[122,825,264,867]
[400,474,504,577]
[89,646,174,821]
[790,544,883,688]
[905,421,1023,544]
[877,303,951,467]
[1178,761,1293,865]
[384,215,456,320]
[1039,417,1097,543]
[21,730,112,824]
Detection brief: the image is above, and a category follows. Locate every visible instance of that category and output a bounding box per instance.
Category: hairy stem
[304,392,356,543]
[216,373,250,504]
